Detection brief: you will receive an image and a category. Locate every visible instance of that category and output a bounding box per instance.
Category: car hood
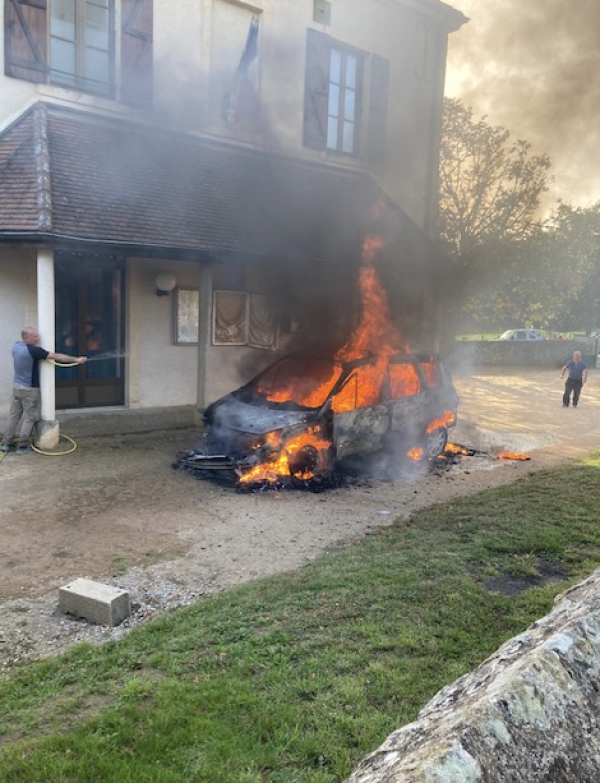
[208,395,316,435]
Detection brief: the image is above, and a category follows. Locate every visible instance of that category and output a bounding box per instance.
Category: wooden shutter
[303,29,330,151]
[121,0,153,107]
[367,54,389,165]
[4,0,48,84]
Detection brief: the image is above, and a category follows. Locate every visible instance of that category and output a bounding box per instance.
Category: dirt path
[0,367,598,671]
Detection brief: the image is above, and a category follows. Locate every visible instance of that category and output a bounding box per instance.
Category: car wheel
[424,427,448,459]
[288,445,320,479]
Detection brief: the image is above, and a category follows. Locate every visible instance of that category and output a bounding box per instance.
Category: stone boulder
[345,569,600,782]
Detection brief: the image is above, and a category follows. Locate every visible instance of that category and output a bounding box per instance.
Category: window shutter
[367,54,389,165]
[4,0,48,84]
[121,0,153,107]
[303,29,330,151]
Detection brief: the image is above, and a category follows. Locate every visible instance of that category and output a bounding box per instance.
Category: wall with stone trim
[448,339,597,370]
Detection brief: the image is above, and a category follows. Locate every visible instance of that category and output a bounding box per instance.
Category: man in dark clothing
[1,327,87,454]
[561,350,589,408]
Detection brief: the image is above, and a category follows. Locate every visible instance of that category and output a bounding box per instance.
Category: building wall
[127,259,201,408]
[0,0,456,228]
[0,249,38,419]
[0,0,460,416]
[0,252,204,420]
[449,339,597,370]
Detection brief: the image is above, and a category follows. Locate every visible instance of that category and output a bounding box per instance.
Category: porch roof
[0,102,441,267]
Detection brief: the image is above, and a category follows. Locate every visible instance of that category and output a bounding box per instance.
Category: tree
[452,203,600,334]
[545,202,600,333]
[438,98,552,293]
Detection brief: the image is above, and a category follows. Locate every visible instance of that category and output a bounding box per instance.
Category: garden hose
[32,434,78,456]
[50,359,80,368]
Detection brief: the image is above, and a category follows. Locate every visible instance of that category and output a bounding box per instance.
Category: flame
[240,205,412,484]
[407,447,424,461]
[256,223,405,417]
[426,410,455,433]
[256,364,340,408]
[239,427,330,485]
[445,442,470,456]
[498,452,531,461]
[420,361,440,386]
[331,230,409,413]
[336,234,406,363]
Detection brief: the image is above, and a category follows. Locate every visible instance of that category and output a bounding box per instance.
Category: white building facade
[0,0,466,439]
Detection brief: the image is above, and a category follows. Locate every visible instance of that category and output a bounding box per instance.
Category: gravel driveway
[1,366,599,671]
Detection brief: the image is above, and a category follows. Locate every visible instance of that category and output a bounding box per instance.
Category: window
[212,291,278,350]
[50,0,112,96]
[388,363,421,399]
[326,47,358,154]
[5,0,153,105]
[304,29,389,163]
[419,360,441,388]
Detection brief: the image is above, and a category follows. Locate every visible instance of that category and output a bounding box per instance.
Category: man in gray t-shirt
[1,327,86,455]
[561,350,589,408]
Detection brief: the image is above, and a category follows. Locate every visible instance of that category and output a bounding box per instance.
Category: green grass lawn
[2,454,600,782]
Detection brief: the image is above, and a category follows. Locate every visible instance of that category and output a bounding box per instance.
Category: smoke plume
[446,0,600,208]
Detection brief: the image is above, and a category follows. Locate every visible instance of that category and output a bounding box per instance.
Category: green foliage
[3,456,600,781]
[438,99,600,333]
[460,203,600,332]
[546,202,600,332]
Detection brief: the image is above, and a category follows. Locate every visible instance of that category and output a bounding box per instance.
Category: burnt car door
[385,357,428,447]
[331,363,391,460]
[386,355,459,457]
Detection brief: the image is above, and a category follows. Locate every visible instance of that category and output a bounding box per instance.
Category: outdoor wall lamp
[155,272,177,297]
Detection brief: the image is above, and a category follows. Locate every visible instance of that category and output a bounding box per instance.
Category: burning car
[176,350,459,486]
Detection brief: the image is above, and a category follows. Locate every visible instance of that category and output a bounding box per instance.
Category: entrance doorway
[54,254,125,408]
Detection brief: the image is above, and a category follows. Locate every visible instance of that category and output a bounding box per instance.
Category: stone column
[36,248,60,449]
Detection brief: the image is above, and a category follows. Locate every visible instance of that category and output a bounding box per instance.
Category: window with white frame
[326,47,359,154]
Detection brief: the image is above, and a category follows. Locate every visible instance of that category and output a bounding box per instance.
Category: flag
[238,17,259,74]
[223,17,260,127]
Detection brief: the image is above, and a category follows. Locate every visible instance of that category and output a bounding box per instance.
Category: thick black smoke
[446,0,600,207]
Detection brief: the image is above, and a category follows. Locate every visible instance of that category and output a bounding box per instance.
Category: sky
[444,0,600,210]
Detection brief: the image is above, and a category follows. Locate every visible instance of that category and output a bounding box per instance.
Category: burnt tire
[424,427,448,459]
[287,445,320,479]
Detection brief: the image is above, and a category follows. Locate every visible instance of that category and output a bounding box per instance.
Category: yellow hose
[50,359,80,367]
[32,434,78,456]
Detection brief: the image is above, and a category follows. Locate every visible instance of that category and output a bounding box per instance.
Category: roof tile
[0,103,437,269]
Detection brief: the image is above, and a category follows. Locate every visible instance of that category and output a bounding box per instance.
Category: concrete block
[59,578,130,626]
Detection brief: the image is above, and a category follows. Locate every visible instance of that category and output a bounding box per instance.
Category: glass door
[55,254,125,408]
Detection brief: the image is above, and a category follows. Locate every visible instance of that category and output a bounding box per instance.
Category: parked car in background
[498,329,545,341]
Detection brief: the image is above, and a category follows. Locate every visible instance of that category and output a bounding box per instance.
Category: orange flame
[240,204,410,483]
[445,442,470,456]
[498,452,531,461]
[426,410,456,434]
[407,447,424,462]
[336,234,405,363]
[239,427,330,485]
